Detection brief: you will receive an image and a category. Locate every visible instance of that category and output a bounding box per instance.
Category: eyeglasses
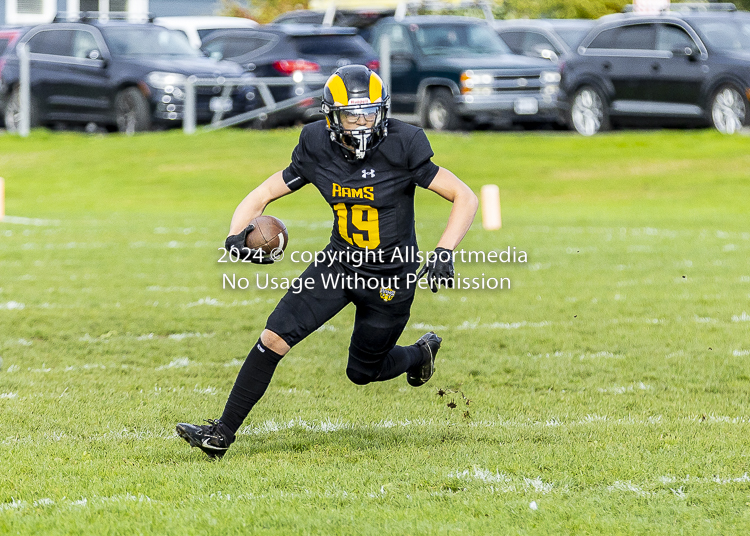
[341,106,379,123]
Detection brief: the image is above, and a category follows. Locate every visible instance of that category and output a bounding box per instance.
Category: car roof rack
[52,11,156,23]
[622,2,736,13]
[394,1,494,23]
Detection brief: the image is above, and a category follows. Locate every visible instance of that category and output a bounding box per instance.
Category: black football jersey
[281,119,440,274]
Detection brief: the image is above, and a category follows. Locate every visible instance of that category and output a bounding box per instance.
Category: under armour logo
[362,169,375,178]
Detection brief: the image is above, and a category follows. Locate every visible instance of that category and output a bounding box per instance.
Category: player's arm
[417,167,478,292]
[224,171,293,263]
[228,171,293,236]
[427,167,478,250]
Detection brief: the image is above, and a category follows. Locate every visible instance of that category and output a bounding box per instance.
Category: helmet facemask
[323,99,390,159]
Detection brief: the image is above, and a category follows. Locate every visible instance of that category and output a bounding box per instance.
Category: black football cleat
[176,419,235,459]
[407,331,442,387]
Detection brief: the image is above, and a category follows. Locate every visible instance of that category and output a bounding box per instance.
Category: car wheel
[3,86,39,133]
[710,85,747,134]
[422,88,460,131]
[115,87,151,134]
[569,85,609,136]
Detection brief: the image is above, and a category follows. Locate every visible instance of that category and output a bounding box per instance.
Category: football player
[177,65,478,458]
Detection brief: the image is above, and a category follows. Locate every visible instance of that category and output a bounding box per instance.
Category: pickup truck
[369,16,562,130]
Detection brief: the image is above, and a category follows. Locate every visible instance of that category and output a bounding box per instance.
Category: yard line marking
[1,216,61,226]
[155,357,191,370]
[3,414,749,446]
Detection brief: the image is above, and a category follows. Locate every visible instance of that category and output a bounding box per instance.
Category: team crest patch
[380,286,396,302]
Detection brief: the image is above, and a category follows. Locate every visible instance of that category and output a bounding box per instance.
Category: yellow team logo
[332,183,375,201]
[380,286,396,302]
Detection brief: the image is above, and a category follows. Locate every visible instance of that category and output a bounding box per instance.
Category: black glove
[224,223,275,264]
[417,247,454,293]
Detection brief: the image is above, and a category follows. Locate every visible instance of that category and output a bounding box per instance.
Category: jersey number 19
[333,203,380,249]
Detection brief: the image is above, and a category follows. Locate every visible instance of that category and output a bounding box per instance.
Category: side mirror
[87,49,100,60]
[539,49,559,62]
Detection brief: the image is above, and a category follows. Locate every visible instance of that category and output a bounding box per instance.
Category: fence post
[379,35,391,118]
[183,75,196,134]
[18,42,30,137]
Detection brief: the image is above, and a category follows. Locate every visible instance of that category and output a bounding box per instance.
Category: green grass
[1,127,749,535]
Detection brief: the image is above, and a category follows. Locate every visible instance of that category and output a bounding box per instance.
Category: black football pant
[220,259,423,433]
[265,259,420,384]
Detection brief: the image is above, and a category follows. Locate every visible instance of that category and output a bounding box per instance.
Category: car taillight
[367,60,380,72]
[272,60,320,75]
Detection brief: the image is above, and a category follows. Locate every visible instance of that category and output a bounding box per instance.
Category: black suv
[0,18,256,133]
[494,19,595,62]
[201,24,378,126]
[369,16,561,130]
[560,5,750,135]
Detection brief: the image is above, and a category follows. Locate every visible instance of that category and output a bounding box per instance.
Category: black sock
[375,344,423,382]
[220,339,284,434]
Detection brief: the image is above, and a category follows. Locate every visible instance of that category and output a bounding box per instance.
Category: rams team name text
[222,273,511,294]
[331,183,375,200]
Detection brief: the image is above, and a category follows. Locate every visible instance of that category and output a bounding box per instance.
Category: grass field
[1,127,749,535]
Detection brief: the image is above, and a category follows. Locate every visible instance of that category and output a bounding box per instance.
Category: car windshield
[293,35,369,56]
[555,28,591,49]
[691,19,750,51]
[101,26,201,57]
[415,24,510,56]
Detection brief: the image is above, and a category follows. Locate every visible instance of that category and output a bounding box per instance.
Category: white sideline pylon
[480,184,501,230]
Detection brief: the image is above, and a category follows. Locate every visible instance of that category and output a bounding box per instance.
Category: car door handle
[651,63,660,72]
[602,62,611,71]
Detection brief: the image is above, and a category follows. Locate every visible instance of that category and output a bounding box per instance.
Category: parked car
[0,18,257,133]
[201,24,379,125]
[0,26,30,56]
[369,16,562,130]
[560,5,750,135]
[272,9,393,41]
[154,16,259,49]
[0,26,32,127]
[494,19,595,62]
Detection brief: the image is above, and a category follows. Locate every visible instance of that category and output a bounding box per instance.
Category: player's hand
[417,247,454,293]
[224,223,275,264]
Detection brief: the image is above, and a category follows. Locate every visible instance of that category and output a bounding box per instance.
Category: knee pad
[346,366,378,386]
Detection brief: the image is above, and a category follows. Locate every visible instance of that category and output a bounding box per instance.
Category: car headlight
[146,72,187,90]
[540,71,561,85]
[460,70,494,94]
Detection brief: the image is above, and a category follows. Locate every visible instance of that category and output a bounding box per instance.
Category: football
[245,215,288,257]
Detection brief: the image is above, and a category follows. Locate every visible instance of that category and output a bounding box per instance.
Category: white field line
[78,332,214,343]
[0,494,154,514]
[0,216,61,226]
[155,358,191,370]
[524,225,750,241]
[2,414,749,447]
[3,471,750,515]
